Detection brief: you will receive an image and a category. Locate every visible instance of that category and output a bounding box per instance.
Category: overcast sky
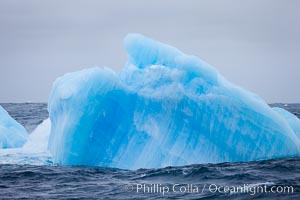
[0,0,299,103]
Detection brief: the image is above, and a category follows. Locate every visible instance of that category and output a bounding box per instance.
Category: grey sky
[0,0,299,103]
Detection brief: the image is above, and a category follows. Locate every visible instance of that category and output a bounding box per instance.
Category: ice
[23,118,51,153]
[48,33,300,169]
[0,105,28,148]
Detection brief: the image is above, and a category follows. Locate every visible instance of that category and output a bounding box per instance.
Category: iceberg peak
[124,33,219,85]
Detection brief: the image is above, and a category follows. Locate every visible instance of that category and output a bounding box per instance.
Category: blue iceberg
[0,106,28,148]
[48,34,300,169]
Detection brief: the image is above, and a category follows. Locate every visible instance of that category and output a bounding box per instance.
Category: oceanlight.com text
[124,183,294,196]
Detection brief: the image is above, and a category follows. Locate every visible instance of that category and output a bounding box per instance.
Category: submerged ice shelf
[47,34,300,169]
[0,106,28,148]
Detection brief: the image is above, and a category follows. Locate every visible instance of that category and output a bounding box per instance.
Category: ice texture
[48,34,300,169]
[0,106,28,148]
[272,107,300,138]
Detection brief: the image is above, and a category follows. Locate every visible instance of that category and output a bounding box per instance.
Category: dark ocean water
[0,103,300,199]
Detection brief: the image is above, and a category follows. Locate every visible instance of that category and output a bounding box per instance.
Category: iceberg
[0,105,28,148]
[48,33,300,169]
[0,118,51,165]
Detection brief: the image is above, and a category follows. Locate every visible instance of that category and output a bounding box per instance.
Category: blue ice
[48,34,300,169]
[0,106,28,148]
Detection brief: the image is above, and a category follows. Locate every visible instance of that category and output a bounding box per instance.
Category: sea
[0,103,299,200]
